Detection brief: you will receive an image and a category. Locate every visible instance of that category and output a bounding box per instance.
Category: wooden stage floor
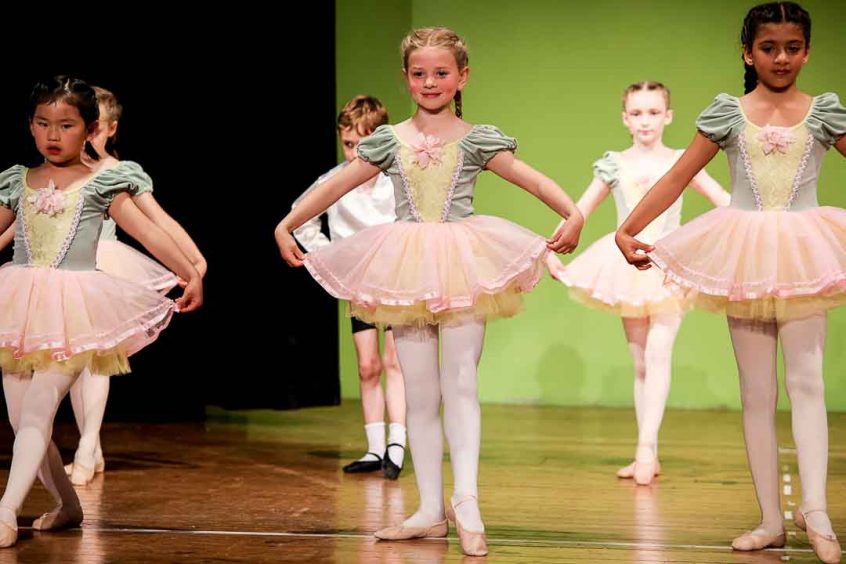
[0,403,843,562]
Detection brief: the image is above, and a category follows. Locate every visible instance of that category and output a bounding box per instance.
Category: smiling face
[404,46,468,114]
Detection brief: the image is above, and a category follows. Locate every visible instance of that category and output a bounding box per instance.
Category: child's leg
[441,320,486,532]
[392,324,443,526]
[67,369,106,476]
[383,329,407,470]
[71,368,109,483]
[32,442,83,530]
[635,312,682,468]
[780,313,834,537]
[727,317,783,536]
[349,323,385,467]
[619,317,649,477]
[69,374,85,440]
[0,369,80,538]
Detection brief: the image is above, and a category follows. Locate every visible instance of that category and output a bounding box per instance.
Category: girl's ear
[743,46,754,67]
[457,66,470,91]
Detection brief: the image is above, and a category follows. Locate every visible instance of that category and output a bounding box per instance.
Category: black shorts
[350,317,392,334]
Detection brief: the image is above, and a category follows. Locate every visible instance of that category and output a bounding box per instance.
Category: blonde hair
[400,27,468,118]
[93,86,123,157]
[337,95,388,135]
[94,86,123,122]
[622,81,671,110]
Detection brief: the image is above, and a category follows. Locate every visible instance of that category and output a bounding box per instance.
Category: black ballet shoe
[382,443,405,480]
[342,453,383,473]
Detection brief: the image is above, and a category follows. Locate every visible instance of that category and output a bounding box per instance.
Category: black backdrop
[0,5,341,421]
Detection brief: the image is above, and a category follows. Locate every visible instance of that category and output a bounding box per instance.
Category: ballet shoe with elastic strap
[446,496,488,557]
[795,509,842,564]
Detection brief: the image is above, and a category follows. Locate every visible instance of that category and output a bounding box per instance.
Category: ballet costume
[0,161,174,546]
[302,124,551,556]
[649,93,846,562]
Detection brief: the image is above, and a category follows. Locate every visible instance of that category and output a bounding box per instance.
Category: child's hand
[276,226,305,267]
[174,277,203,312]
[548,216,582,254]
[615,231,654,270]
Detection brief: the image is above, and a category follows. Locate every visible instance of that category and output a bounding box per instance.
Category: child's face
[338,126,368,163]
[745,22,809,91]
[622,90,672,146]
[89,103,118,158]
[404,46,468,114]
[29,100,92,165]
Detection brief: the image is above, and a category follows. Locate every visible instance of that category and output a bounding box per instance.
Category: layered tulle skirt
[0,264,174,376]
[649,206,846,321]
[97,240,178,293]
[551,233,692,318]
[303,216,549,326]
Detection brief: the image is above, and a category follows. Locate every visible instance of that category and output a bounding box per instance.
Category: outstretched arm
[616,133,720,269]
[132,193,207,277]
[275,158,380,266]
[109,193,203,312]
[486,151,584,254]
[576,177,611,220]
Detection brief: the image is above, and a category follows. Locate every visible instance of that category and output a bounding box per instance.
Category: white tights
[69,368,108,468]
[728,313,832,537]
[622,312,683,461]
[392,320,486,531]
[0,369,81,530]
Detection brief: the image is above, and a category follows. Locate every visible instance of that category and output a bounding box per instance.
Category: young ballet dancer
[276,27,583,556]
[0,75,203,547]
[549,81,729,485]
[616,3,844,561]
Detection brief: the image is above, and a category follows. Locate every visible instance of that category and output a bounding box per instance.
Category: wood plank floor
[0,403,842,562]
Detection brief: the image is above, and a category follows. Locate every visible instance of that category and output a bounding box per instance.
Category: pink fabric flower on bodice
[756,125,795,155]
[28,180,66,217]
[410,133,444,169]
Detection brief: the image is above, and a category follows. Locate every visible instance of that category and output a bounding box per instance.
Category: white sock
[359,422,386,462]
[387,422,407,467]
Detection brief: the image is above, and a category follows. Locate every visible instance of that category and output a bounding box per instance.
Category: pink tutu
[303,215,548,326]
[97,240,178,293]
[0,264,174,376]
[650,206,846,320]
[552,233,692,317]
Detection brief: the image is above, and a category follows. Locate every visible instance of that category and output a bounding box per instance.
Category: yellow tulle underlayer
[693,292,846,322]
[348,286,527,327]
[567,287,692,319]
[0,348,130,377]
